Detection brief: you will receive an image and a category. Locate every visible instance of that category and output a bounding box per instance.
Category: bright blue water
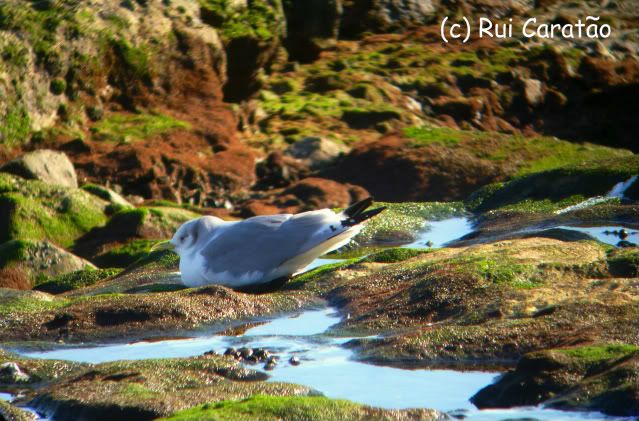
[19,308,632,420]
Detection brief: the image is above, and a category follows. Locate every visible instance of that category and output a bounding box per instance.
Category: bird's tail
[341,197,386,227]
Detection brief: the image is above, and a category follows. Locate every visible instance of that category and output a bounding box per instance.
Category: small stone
[619,229,628,239]
[264,361,276,370]
[203,350,217,356]
[289,356,301,366]
[522,78,544,107]
[0,149,78,188]
[223,347,237,356]
[239,347,253,359]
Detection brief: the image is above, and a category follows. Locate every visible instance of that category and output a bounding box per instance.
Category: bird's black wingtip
[342,204,386,227]
[343,197,374,218]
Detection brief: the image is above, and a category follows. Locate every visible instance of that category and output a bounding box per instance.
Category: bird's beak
[151,240,175,252]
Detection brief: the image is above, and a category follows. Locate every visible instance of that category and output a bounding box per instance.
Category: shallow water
[554,225,638,247]
[0,392,12,401]
[19,308,630,420]
[407,216,474,248]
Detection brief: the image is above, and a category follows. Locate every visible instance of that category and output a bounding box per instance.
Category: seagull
[155,198,385,291]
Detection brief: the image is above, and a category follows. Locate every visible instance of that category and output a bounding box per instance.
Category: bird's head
[154,216,223,256]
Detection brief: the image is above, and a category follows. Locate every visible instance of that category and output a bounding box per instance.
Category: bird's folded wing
[199,210,344,276]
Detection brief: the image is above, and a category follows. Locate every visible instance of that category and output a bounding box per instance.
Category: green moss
[159,395,379,421]
[0,239,30,267]
[403,126,462,147]
[363,248,432,263]
[199,0,281,42]
[91,112,190,142]
[34,268,121,294]
[606,249,639,278]
[467,155,639,213]
[49,78,66,95]
[0,174,108,247]
[0,292,69,316]
[0,106,31,146]
[558,344,639,363]
[94,239,161,268]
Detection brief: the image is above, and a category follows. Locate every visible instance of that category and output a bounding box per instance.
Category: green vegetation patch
[91,112,190,143]
[466,155,639,213]
[94,239,161,268]
[403,126,464,147]
[558,344,639,363]
[34,267,121,294]
[0,174,108,247]
[159,395,385,421]
[363,247,432,263]
[199,0,282,41]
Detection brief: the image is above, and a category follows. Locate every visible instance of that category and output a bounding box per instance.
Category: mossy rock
[0,173,109,248]
[34,267,122,294]
[471,344,639,416]
[73,206,200,264]
[0,239,95,287]
[81,184,133,214]
[93,239,162,268]
[466,156,639,213]
[159,395,442,420]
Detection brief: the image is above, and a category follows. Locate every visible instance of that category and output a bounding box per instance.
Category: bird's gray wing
[199,210,342,276]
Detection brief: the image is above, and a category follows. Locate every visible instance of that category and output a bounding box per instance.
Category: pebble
[223,347,237,356]
[289,356,301,366]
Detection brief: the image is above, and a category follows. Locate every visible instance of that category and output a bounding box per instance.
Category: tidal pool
[19,308,631,420]
[553,225,638,247]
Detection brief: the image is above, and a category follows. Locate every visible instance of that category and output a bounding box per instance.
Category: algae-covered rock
[28,355,310,421]
[34,268,122,295]
[159,395,442,421]
[466,155,639,214]
[81,184,133,214]
[73,206,200,265]
[471,344,639,416]
[0,173,109,248]
[0,240,95,287]
[285,237,638,368]
[0,150,77,188]
[0,400,37,421]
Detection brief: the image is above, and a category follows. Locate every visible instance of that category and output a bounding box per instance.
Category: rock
[72,206,201,266]
[289,356,301,366]
[0,149,78,188]
[341,109,401,129]
[285,137,350,170]
[324,134,506,201]
[340,0,435,37]
[283,0,342,62]
[255,151,309,189]
[81,184,133,213]
[471,345,639,417]
[522,78,544,107]
[0,362,30,384]
[241,177,369,216]
[0,400,37,421]
[0,173,109,247]
[34,268,121,295]
[0,240,95,287]
[199,0,286,101]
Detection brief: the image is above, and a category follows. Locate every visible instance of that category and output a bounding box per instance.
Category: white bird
[158,198,385,291]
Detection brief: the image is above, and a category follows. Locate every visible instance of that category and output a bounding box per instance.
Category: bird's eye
[180,235,186,242]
